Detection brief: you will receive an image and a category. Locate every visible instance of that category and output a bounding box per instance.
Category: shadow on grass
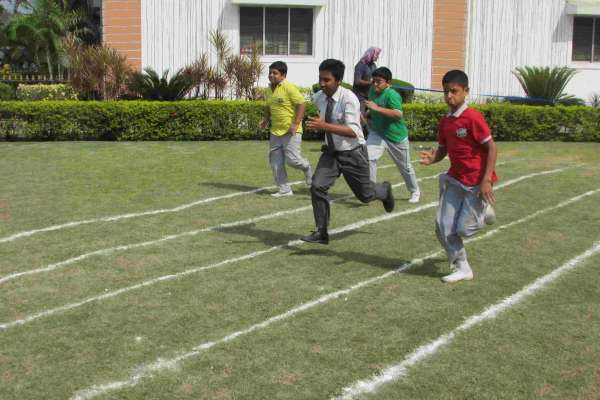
[217,223,447,278]
[199,181,355,200]
[199,182,273,195]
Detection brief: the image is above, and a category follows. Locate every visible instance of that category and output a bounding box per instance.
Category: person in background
[259,61,312,197]
[353,46,381,113]
[364,66,421,203]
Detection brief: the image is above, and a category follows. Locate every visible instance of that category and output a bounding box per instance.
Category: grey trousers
[311,145,388,230]
[366,131,420,194]
[435,174,486,265]
[269,133,311,193]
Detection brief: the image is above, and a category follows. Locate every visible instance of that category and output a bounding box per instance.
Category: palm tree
[128,68,194,101]
[12,0,32,14]
[512,66,580,105]
[6,0,67,79]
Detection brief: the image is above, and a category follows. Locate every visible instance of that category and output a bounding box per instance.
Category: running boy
[365,67,421,203]
[301,59,394,245]
[420,70,497,283]
[259,61,312,197]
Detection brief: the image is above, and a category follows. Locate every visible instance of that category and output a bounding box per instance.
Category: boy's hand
[258,119,268,129]
[479,179,496,205]
[419,149,436,166]
[288,123,299,135]
[306,116,327,131]
[365,101,379,112]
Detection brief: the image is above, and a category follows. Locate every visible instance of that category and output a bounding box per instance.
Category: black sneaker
[382,181,395,213]
[300,229,329,245]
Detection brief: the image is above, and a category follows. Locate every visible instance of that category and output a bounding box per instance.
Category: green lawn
[0,141,599,400]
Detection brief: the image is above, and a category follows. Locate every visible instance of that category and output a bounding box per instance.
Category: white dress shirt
[313,86,365,151]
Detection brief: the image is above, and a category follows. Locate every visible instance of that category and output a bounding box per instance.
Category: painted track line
[0,168,562,327]
[0,179,304,244]
[335,241,600,400]
[0,171,451,329]
[0,161,511,286]
[0,163,534,286]
[0,160,423,245]
[0,168,453,286]
[69,184,598,400]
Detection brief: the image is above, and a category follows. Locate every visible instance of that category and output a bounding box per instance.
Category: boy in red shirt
[420,70,497,283]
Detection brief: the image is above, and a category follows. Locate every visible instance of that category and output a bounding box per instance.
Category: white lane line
[0,168,452,286]
[0,167,561,327]
[0,162,529,288]
[0,180,302,244]
[0,171,452,330]
[70,184,598,400]
[0,159,426,245]
[335,241,600,400]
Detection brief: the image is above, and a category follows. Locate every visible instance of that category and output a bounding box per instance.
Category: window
[572,16,600,62]
[240,7,313,56]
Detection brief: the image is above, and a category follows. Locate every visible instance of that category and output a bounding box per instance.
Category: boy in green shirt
[364,67,420,203]
[259,61,312,197]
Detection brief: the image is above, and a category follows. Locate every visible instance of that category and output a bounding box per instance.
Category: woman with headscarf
[353,47,381,111]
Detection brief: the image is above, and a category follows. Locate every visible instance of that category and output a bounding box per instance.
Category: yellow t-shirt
[265,80,305,136]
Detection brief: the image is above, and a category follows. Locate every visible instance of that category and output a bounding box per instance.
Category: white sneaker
[271,190,293,198]
[304,166,313,187]
[408,191,421,203]
[484,202,496,225]
[442,260,473,283]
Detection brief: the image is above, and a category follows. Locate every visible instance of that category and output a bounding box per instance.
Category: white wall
[466,0,600,102]
[142,0,434,89]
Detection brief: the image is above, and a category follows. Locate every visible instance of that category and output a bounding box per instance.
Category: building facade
[103,0,600,101]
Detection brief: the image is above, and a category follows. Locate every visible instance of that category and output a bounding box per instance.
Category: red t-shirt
[438,107,497,187]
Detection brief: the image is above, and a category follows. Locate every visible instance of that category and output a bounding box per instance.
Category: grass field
[1,141,600,400]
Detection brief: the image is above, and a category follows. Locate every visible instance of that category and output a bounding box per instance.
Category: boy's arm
[479,139,497,204]
[306,96,361,138]
[306,119,357,137]
[288,102,305,134]
[365,101,402,120]
[420,145,447,166]
[259,106,270,129]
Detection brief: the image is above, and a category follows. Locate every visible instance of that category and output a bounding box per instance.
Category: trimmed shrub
[404,104,600,142]
[0,101,598,142]
[0,82,15,100]
[390,79,415,103]
[15,84,79,101]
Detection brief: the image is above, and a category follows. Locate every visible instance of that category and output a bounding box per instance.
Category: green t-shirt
[368,86,408,142]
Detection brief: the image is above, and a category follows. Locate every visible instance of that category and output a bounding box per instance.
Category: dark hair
[319,59,345,81]
[372,67,392,82]
[269,61,287,76]
[442,70,469,88]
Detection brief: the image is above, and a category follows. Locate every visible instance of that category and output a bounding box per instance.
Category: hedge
[1,100,599,141]
[16,84,79,101]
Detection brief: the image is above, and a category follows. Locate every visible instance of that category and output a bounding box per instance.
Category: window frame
[239,5,315,57]
[572,16,600,63]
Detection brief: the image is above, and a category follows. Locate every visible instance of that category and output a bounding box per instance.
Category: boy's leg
[309,152,340,231]
[455,189,486,237]
[283,133,312,186]
[338,145,394,211]
[366,130,386,182]
[435,174,468,265]
[269,134,291,194]
[385,139,420,197]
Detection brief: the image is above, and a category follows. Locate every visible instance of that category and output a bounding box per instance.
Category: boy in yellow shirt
[260,61,312,197]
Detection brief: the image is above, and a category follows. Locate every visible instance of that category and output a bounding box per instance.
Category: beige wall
[102,0,142,69]
[103,0,467,85]
[431,0,467,89]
